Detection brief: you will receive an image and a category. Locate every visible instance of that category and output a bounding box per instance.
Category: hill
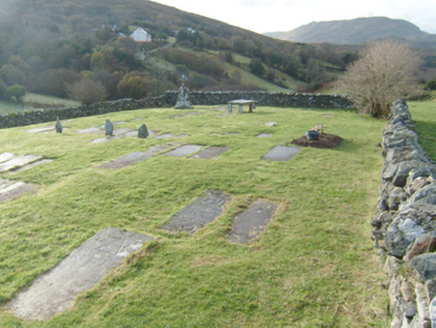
[0,0,367,102]
[272,17,429,45]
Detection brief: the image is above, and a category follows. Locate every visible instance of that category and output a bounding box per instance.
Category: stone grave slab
[0,152,16,163]
[154,134,188,140]
[90,136,121,144]
[11,159,53,173]
[0,179,36,202]
[75,127,105,135]
[162,190,232,233]
[8,227,155,320]
[123,130,156,138]
[228,199,277,244]
[190,146,231,159]
[162,144,203,157]
[98,151,153,169]
[0,155,43,173]
[26,127,55,133]
[146,143,182,155]
[261,145,301,162]
[265,121,277,127]
[257,133,273,138]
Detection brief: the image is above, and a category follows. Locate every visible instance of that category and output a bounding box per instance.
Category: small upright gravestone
[55,117,62,134]
[105,119,114,136]
[138,124,149,139]
[175,75,193,109]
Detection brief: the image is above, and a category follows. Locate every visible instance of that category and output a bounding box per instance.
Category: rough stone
[410,253,436,282]
[426,280,436,302]
[138,124,149,139]
[161,190,232,233]
[227,199,277,244]
[104,119,114,136]
[55,116,62,133]
[8,227,155,320]
[261,145,301,161]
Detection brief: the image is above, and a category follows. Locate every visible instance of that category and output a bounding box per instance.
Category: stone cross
[55,116,62,134]
[175,75,193,109]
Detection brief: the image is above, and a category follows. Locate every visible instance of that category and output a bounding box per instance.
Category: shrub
[67,79,107,104]
[7,84,26,103]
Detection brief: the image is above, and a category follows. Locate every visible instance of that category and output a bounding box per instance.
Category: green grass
[0,94,80,115]
[0,104,401,326]
[0,100,24,114]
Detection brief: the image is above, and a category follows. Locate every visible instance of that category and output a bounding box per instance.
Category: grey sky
[151,0,436,34]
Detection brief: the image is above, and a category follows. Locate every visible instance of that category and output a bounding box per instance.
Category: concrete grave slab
[257,133,273,138]
[98,151,153,169]
[0,179,36,202]
[162,190,232,233]
[162,144,203,157]
[228,199,277,244]
[11,159,53,174]
[261,145,301,162]
[123,130,156,138]
[0,153,16,163]
[9,227,155,320]
[154,134,188,140]
[113,128,132,135]
[0,155,43,173]
[190,146,231,159]
[146,143,182,155]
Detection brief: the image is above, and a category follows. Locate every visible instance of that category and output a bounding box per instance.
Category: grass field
[0,94,80,115]
[2,101,433,327]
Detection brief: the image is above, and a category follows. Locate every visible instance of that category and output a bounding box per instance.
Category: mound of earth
[290,133,343,149]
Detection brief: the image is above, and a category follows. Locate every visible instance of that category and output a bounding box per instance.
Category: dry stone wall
[372,99,436,327]
[0,91,352,129]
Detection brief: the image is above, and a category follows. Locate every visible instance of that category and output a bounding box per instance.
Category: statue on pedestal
[175,75,193,109]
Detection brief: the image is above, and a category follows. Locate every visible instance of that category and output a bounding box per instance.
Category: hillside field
[0,100,434,326]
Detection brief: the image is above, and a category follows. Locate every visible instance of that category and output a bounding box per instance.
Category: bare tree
[340,40,421,118]
[67,79,107,105]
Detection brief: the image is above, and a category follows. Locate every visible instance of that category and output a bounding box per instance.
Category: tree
[340,40,421,118]
[67,79,107,105]
[248,58,265,77]
[7,84,26,103]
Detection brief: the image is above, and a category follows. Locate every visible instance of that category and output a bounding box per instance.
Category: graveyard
[0,101,434,326]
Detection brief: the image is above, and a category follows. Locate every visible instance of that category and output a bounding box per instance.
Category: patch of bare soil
[290,133,343,149]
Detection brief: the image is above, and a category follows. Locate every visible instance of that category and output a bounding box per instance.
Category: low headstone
[138,124,149,139]
[8,227,155,320]
[105,119,114,136]
[55,117,62,134]
[261,145,301,162]
[0,179,36,202]
[98,152,153,169]
[228,199,277,244]
[162,190,232,233]
[0,155,43,172]
[162,144,203,157]
[190,146,231,159]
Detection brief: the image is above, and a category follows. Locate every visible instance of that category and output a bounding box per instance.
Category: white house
[129,28,152,43]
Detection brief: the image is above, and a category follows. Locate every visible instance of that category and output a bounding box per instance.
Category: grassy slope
[0,104,394,326]
[0,94,80,115]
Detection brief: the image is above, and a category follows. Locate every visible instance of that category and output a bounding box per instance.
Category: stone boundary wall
[0,91,352,129]
[372,99,436,327]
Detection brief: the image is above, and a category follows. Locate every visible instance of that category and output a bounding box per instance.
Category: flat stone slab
[74,127,105,135]
[90,136,121,144]
[0,179,36,202]
[146,143,182,155]
[228,199,277,244]
[162,190,232,233]
[98,151,153,169]
[9,227,155,320]
[261,145,301,162]
[0,152,16,163]
[11,159,53,173]
[123,130,156,138]
[190,146,231,159]
[154,134,188,140]
[162,144,203,157]
[0,155,43,172]
[26,127,55,133]
[257,133,273,138]
[265,121,277,127]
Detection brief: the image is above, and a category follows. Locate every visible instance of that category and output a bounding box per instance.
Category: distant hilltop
[266,17,431,45]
